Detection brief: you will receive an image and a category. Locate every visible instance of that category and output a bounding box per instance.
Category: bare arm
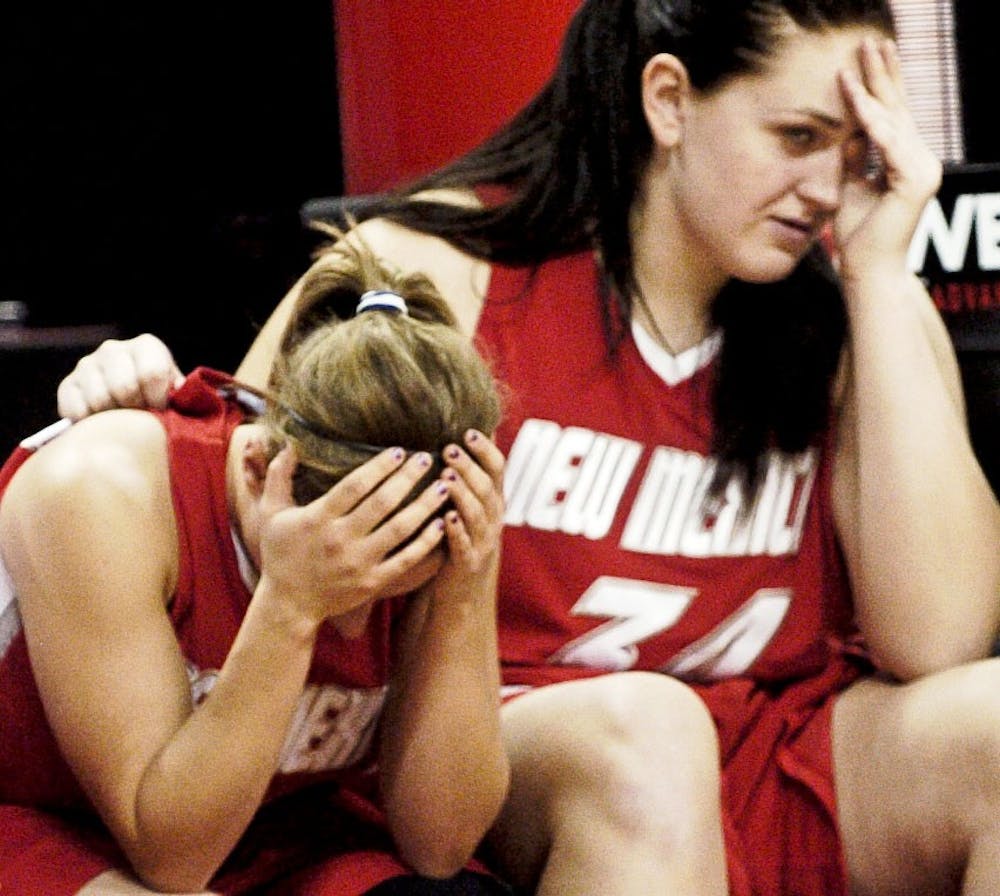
[0,414,455,891]
[0,410,283,891]
[831,39,1000,679]
[379,431,509,878]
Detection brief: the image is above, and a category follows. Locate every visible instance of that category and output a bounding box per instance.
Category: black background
[1,1,998,470]
[1,1,344,452]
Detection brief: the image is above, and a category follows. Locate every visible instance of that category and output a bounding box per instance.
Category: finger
[365,476,453,558]
[444,433,506,522]
[56,335,175,420]
[839,64,939,204]
[375,516,448,586]
[60,354,125,418]
[880,38,903,86]
[325,450,433,529]
[131,334,185,409]
[62,342,147,413]
[838,68,898,173]
[462,429,505,487]
[442,508,475,567]
[311,447,409,522]
[56,378,94,421]
[443,441,498,500]
[258,443,298,517]
[857,37,900,105]
[439,467,488,547]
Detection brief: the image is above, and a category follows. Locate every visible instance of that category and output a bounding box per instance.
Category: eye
[782,126,818,149]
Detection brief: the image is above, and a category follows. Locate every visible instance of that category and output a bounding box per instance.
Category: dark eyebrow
[797,108,846,130]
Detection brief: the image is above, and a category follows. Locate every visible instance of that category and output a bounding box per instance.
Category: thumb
[170,362,185,391]
[259,442,298,517]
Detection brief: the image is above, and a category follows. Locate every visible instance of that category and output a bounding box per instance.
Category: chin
[734,248,805,284]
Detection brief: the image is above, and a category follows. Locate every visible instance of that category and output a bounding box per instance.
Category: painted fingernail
[447,511,460,524]
[416,452,432,467]
[466,429,480,443]
[444,469,458,482]
[447,446,461,460]
[391,447,405,461]
[437,481,449,496]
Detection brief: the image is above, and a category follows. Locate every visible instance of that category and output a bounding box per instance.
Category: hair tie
[356,290,408,315]
[279,400,388,457]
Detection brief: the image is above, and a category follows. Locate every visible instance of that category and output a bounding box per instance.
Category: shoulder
[6,409,168,499]
[0,410,175,584]
[347,189,492,337]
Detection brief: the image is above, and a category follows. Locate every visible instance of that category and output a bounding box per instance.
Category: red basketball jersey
[477,253,866,895]
[476,253,856,691]
[0,368,400,811]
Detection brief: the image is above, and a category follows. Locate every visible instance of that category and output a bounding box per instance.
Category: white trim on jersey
[19,417,72,452]
[0,557,21,657]
[231,527,260,592]
[630,320,722,386]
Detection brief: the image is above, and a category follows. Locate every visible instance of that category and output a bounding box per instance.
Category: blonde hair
[258,229,502,505]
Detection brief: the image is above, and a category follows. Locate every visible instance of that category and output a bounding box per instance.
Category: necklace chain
[633,287,679,356]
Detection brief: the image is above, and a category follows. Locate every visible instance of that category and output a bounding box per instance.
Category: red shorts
[0,786,500,895]
[501,639,871,896]
[696,644,871,896]
[0,804,123,894]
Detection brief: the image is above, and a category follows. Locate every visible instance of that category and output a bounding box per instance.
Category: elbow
[131,862,214,895]
[124,839,218,894]
[392,764,510,879]
[398,805,501,879]
[402,842,477,881]
[396,818,483,879]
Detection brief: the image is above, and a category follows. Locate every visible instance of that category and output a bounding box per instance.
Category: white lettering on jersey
[621,448,817,557]
[505,420,642,539]
[186,662,385,774]
[660,588,792,680]
[551,584,792,680]
[620,448,709,555]
[549,576,696,671]
[277,683,386,774]
[505,420,816,558]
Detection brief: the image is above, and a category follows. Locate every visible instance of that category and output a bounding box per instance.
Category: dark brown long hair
[317,0,895,496]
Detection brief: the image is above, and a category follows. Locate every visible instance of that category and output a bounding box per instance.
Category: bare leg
[488,671,728,895]
[834,658,1000,896]
[77,869,217,895]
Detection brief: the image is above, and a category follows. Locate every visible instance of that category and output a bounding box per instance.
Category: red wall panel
[333,1,578,194]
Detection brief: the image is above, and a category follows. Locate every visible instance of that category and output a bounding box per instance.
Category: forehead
[712,25,883,124]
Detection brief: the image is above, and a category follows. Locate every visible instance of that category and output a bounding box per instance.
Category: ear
[641,53,690,149]
[240,433,271,500]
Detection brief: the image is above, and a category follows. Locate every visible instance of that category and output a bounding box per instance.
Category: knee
[905,662,1000,805]
[577,671,717,760]
[494,673,724,886]
[945,665,1000,780]
[535,673,721,834]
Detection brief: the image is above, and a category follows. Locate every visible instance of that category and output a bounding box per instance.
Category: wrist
[839,268,924,308]
[251,578,324,647]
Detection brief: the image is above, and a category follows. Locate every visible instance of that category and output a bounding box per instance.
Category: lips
[770,216,817,251]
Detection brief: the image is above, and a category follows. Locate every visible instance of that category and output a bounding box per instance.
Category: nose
[796,145,843,213]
